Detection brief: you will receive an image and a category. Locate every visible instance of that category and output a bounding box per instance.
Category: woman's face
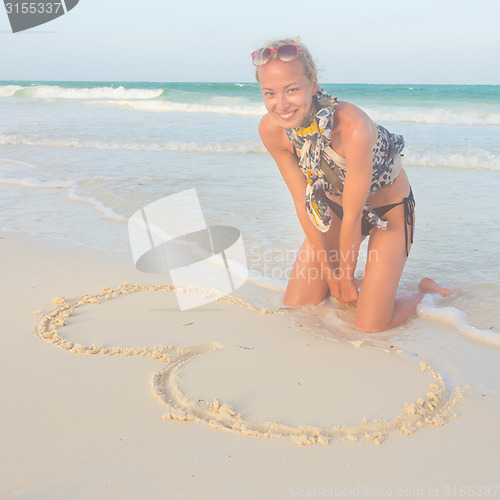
[258,58,317,129]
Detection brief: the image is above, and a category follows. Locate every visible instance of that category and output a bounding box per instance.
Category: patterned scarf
[285,87,390,233]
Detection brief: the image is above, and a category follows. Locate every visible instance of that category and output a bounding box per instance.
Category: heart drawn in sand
[34,283,466,446]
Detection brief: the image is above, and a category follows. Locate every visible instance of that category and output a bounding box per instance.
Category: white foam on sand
[34,283,466,447]
[417,294,500,347]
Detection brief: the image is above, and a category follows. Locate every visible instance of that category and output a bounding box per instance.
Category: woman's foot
[418,277,453,296]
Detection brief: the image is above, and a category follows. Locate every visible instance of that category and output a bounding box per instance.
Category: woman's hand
[327,270,358,308]
[327,270,341,303]
[339,277,358,307]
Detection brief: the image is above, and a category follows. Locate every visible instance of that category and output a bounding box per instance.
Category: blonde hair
[254,36,318,84]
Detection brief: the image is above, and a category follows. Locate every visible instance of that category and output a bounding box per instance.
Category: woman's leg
[354,205,452,332]
[283,214,341,306]
[283,237,329,306]
[354,203,414,331]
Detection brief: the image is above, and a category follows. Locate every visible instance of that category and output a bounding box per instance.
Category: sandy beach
[1,230,499,499]
[2,0,499,494]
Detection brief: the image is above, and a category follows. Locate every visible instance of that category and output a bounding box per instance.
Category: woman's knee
[354,308,392,333]
[283,282,327,307]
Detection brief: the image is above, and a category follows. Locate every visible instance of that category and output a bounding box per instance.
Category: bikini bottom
[326,188,415,257]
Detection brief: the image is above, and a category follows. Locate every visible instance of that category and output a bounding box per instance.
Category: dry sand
[1,231,499,499]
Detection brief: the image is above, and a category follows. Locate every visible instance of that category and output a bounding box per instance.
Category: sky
[1,0,499,84]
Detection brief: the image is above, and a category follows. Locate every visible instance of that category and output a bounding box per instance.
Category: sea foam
[405,148,500,171]
[365,107,500,126]
[0,176,74,189]
[0,133,266,154]
[92,99,265,116]
[0,175,127,223]
[1,84,163,100]
[417,294,500,347]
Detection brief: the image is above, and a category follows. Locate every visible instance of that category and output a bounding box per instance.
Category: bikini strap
[403,188,415,257]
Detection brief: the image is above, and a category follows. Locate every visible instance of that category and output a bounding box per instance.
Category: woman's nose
[277,92,289,110]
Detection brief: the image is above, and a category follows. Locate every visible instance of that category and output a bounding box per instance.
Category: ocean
[1,81,499,401]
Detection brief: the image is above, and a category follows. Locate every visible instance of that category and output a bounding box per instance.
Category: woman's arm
[258,114,340,298]
[336,104,377,305]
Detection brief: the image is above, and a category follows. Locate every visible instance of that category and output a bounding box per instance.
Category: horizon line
[1,79,499,86]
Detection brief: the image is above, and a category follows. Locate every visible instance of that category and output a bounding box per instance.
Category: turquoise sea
[1,81,499,400]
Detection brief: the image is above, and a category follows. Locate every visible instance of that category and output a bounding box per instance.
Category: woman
[253,38,451,332]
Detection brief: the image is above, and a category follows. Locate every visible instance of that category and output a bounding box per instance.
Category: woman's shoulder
[258,112,280,137]
[335,100,372,126]
[334,100,377,143]
[258,114,293,154]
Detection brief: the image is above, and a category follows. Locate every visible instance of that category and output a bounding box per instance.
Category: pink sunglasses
[251,44,302,66]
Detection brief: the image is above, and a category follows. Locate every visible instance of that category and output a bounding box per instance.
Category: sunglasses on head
[251,44,302,66]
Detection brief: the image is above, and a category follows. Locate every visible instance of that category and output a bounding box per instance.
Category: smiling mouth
[278,110,297,120]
